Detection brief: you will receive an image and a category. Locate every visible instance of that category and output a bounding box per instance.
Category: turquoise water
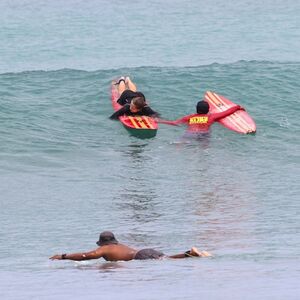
[1,1,300,300]
[1,0,299,72]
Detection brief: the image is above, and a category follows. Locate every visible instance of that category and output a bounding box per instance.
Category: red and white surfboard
[205,91,256,134]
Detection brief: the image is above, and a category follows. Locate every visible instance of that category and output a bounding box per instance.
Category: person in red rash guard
[158,101,244,133]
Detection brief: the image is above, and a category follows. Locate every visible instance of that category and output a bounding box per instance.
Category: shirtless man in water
[50,231,211,261]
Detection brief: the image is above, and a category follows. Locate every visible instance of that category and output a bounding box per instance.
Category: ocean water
[0,1,300,300]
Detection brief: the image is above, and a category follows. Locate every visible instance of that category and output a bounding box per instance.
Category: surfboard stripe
[135,116,148,129]
[205,91,246,133]
[208,91,254,133]
[142,116,155,129]
[209,92,251,132]
[208,92,248,133]
[128,116,142,128]
[214,93,254,132]
[213,92,254,131]
[207,91,255,133]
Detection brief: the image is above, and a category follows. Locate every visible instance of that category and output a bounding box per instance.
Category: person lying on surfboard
[109,77,159,119]
[158,100,244,133]
[50,231,212,262]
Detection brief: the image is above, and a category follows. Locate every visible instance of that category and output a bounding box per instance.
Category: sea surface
[0,1,299,299]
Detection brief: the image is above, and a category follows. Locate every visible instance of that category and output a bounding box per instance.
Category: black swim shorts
[134,248,165,260]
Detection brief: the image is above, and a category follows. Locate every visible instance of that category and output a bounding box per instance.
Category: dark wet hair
[132,97,146,110]
[196,101,209,114]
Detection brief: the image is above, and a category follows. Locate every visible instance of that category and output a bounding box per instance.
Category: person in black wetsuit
[109,77,159,119]
[50,231,212,262]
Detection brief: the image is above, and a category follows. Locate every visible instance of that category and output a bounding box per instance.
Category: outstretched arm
[156,115,190,126]
[155,118,178,126]
[211,105,244,122]
[50,248,104,261]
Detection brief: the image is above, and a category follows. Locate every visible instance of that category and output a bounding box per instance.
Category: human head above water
[96,231,119,246]
[130,96,146,112]
[196,101,209,114]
